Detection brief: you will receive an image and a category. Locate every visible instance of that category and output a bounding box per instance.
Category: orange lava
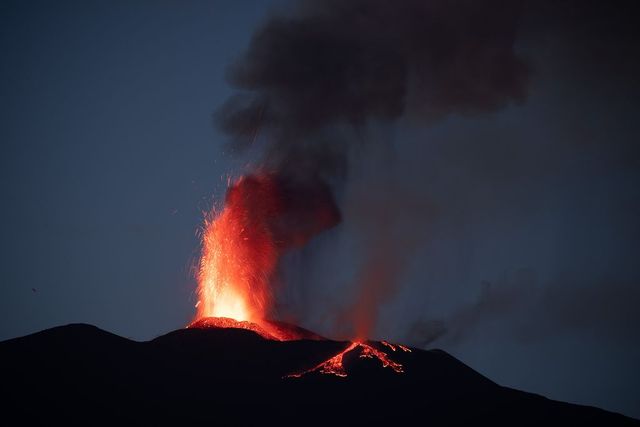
[192,173,340,335]
[188,317,283,340]
[188,316,325,342]
[194,175,281,324]
[287,342,359,378]
[381,340,412,353]
[286,341,410,378]
[360,343,404,373]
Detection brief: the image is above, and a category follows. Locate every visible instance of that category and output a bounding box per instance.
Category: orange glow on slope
[286,341,411,378]
[188,316,325,342]
[286,342,358,378]
[359,342,405,373]
[381,340,412,353]
[188,316,280,340]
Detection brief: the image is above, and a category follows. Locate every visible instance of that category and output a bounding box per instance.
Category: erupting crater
[190,173,410,379]
[187,316,324,342]
[188,316,412,379]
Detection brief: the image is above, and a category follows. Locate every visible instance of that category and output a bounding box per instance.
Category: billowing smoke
[220,0,528,142]
[217,0,530,338]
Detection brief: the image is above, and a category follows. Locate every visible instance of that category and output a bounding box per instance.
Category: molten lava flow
[287,342,359,378]
[286,341,410,378]
[381,340,412,353]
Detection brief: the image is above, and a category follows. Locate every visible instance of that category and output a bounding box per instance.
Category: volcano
[1,322,637,425]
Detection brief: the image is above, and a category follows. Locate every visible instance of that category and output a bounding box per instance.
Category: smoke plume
[219,0,529,174]
[217,0,530,337]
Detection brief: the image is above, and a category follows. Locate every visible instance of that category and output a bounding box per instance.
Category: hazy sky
[1,0,639,419]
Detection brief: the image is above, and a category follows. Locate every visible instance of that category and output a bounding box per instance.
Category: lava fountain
[194,174,281,323]
[190,173,340,336]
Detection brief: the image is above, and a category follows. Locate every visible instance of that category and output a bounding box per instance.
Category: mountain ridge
[1,323,636,425]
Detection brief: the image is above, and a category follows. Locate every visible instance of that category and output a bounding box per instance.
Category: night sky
[1,0,639,419]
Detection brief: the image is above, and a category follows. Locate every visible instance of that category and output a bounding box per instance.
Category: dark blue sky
[1,0,639,419]
[0,0,274,338]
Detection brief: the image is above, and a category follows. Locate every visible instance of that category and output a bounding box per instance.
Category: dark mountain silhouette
[0,323,637,425]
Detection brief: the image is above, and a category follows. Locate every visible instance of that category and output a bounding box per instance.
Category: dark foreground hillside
[0,324,636,426]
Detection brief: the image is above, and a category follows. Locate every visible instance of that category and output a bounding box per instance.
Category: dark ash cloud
[218,0,529,178]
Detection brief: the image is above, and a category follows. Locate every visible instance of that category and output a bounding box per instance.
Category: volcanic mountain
[1,321,637,426]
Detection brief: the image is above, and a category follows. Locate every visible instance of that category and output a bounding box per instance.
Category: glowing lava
[190,172,410,380]
[194,175,281,323]
[192,173,340,333]
[188,316,325,342]
[381,340,412,353]
[286,341,411,378]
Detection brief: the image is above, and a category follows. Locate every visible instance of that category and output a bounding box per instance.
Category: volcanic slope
[0,323,637,426]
